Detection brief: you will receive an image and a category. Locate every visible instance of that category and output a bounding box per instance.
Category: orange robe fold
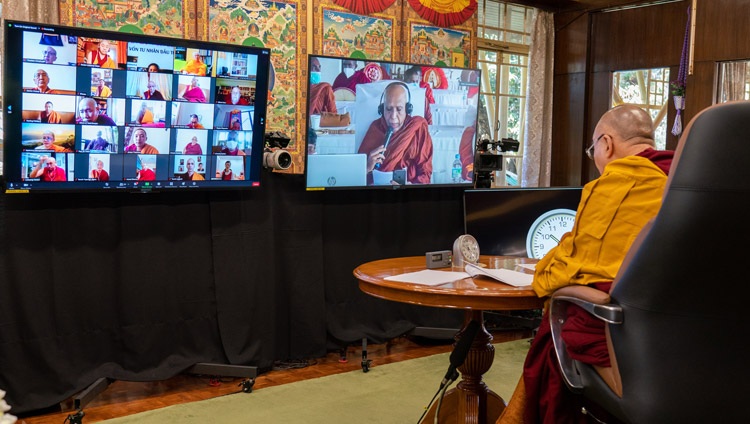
[309,83,338,115]
[40,110,62,123]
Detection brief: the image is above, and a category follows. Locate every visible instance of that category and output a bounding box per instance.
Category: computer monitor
[463,187,583,258]
[3,20,272,193]
[304,54,481,190]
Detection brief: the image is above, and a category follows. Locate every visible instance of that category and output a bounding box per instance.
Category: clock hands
[550,235,560,244]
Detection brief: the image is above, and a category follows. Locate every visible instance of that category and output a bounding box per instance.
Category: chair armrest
[551,285,622,324]
[549,285,623,391]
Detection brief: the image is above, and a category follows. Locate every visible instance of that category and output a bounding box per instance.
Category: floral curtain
[407,0,477,27]
[719,61,747,103]
[521,9,554,187]
[332,0,396,15]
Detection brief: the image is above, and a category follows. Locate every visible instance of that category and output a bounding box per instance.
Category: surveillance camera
[265,131,291,149]
[263,148,292,170]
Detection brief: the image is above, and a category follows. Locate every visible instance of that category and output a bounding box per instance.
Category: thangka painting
[58,0,192,38]
[205,0,300,163]
[321,8,393,61]
[409,23,471,68]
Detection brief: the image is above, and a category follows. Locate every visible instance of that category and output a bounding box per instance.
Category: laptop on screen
[306,154,367,188]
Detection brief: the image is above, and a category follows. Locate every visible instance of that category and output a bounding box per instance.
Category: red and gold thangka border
[407,0,477,28]
[332,0,396,15]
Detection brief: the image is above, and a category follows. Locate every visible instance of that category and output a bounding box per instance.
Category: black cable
[416,369,458,424]
[433,378,455,424]
[271,359,317,371]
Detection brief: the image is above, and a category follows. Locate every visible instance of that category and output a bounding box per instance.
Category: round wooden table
[353,255,543,424]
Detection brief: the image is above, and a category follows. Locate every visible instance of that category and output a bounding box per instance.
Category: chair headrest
[667,100,750,192]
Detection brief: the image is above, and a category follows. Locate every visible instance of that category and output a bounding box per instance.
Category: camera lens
[263,149,292,170]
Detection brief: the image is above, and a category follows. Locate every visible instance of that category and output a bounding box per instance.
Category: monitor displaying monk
[304,55,482,189]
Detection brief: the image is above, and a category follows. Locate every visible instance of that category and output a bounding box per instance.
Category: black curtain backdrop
[0,172,465,413]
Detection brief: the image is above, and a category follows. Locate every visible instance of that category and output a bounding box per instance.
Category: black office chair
[549,101,750,423]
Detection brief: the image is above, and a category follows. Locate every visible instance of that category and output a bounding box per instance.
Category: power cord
[416,369,458,424]
[271,359,317,371]
[433,379,454,424]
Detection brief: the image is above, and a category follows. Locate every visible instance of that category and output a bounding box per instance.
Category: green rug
[101,339,531,424]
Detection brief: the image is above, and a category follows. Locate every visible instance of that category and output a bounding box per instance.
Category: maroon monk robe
[309,82,338,115]
[458,125,475,181]
[358,115,433,185]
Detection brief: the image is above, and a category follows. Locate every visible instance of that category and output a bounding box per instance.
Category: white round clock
[452,234,480,268]
[526,208,577,259]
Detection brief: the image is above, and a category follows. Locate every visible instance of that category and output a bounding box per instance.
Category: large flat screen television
[304,55,481,190]
[464,187,583,259]
[2,20,271,193]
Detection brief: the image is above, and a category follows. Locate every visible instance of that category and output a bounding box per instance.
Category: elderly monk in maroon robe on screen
[358,82,433,185]
[308,57,337,115]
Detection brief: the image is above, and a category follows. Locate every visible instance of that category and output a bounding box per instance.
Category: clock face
[453,234,480,266]
[526,208,577,259]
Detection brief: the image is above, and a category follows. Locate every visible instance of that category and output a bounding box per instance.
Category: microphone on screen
[440,319,480,388]
[374,127,394,170]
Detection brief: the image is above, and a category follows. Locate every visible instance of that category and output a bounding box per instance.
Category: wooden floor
[16,329,531,424]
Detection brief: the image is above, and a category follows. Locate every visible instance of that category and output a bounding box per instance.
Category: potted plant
[670,80,686,109]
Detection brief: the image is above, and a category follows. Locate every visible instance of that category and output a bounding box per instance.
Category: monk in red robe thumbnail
[358,82,433,185]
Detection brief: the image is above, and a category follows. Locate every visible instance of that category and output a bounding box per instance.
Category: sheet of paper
[464,263,533,287]
[385,269,470,286]
[516,263,536,271]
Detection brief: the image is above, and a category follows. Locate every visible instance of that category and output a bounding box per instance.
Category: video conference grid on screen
[304,54,482,190]
[3,20,271,193]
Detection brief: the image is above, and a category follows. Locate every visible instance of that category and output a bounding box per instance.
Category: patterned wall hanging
[203,0,303,171]
[59,0,194,39]
[321,7,393,61]
[408,22,470,68]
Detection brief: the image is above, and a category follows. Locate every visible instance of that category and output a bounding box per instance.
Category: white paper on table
[464,263,533,287]
[516,263,536,271]
[385,269,470,286]
[372,169,393,185]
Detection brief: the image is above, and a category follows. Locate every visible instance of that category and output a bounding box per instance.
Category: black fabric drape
[0,172,464,413]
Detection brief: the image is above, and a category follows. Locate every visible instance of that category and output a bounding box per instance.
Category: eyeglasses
[586,133,605,160]
[34,72,48,78]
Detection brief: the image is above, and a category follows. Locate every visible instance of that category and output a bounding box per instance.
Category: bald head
[597,104,655,142]
[78,97,100,122]
[591,104,656,173]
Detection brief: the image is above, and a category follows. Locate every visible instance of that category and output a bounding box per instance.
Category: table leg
[423,310,506,424]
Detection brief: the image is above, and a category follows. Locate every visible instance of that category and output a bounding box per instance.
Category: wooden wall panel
[554,11,589,75]
[695,0,750,62]
[551,72,586,185]
[590,1,686,73]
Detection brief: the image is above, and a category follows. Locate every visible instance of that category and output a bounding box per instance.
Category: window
[476,1,533,186]
[611,68,670,150]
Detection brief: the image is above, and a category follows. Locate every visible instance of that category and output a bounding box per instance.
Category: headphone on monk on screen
[378,81,413,116]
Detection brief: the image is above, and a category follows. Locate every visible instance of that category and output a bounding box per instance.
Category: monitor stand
[65,363,257,422]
